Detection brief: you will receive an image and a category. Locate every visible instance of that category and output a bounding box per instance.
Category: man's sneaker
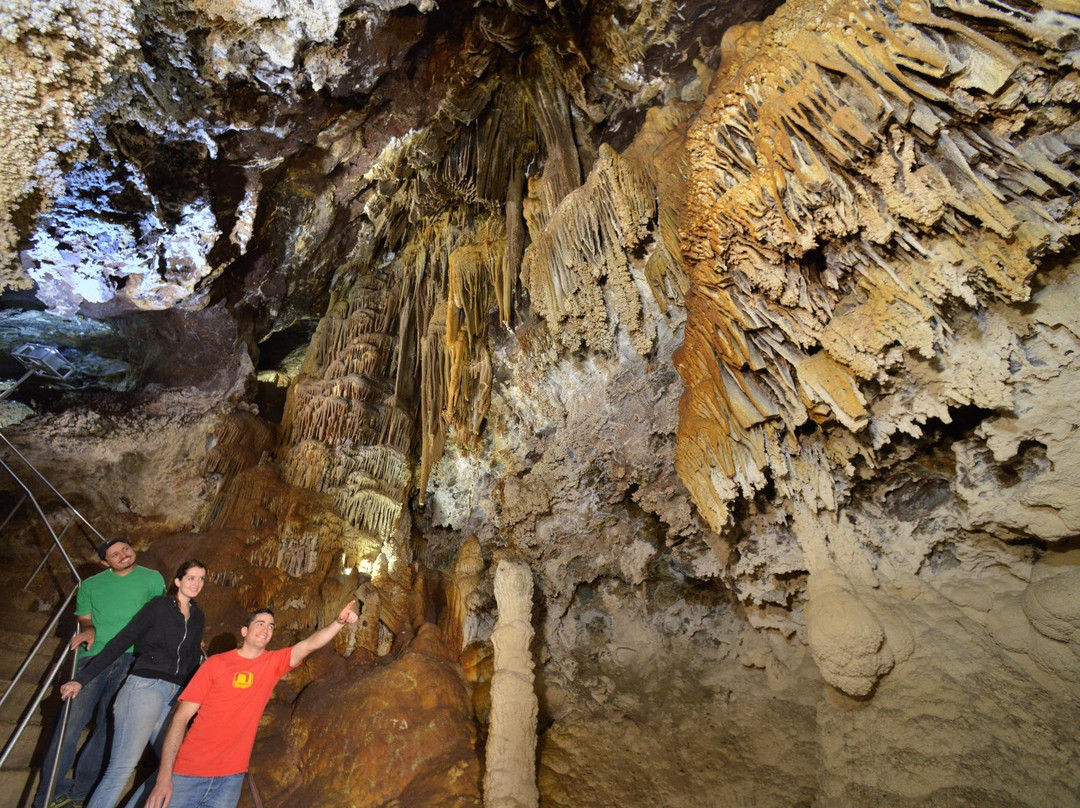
[47,798,75,808]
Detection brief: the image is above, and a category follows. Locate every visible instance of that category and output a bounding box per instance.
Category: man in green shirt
[35,538,165,808]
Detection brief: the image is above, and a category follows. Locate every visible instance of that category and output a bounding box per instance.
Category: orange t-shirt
[174,647,295,777]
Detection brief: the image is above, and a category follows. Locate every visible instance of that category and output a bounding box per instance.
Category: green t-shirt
[74,565,166,659]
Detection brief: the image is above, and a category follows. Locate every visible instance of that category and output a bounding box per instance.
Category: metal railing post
[42,637,80,808]
[247,771,266,808]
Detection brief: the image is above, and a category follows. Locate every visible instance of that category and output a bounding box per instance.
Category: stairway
[0,604,68,808]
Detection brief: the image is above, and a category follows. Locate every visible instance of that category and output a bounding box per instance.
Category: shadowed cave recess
[0,0,1078,804]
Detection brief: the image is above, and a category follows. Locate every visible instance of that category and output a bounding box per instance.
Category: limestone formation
[444,535,486,654]
[484,558,539,808]
[804,565,893,696]
[0,0,137,288]
[0,0,1078,805]
[677,0,1080,532]
[672,0,1080,695]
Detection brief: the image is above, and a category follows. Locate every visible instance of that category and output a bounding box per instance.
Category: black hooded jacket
[75,595,204,687]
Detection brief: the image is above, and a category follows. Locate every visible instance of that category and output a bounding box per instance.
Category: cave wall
[0,0,1078,805]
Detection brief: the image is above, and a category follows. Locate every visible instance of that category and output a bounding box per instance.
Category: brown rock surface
[257,623,481,808]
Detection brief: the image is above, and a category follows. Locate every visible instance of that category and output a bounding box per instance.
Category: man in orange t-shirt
[144,601,358,808]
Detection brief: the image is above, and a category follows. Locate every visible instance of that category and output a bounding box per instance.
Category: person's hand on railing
[59,681,81,700]
[70,626,95,651]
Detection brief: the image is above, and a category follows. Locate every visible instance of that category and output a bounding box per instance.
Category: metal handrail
[247,771,266,808]
[0,455,83,583]
[41,642,80,808]
[0,627,77,770]
[0,431,101,808]
[0,492,26,535]
[0,430,105,543]
[0,585,79,718]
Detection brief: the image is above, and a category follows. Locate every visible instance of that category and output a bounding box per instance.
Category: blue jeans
[34,652,134,808]
[162,774,245,808]
[86,676,179,808]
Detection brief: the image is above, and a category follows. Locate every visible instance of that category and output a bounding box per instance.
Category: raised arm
[144,698,201,808]
[289,600,358,668]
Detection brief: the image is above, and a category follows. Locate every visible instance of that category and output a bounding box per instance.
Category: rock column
[484,558,539,808]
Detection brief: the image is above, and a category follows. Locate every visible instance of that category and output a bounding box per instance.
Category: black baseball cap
[97,537,129,560]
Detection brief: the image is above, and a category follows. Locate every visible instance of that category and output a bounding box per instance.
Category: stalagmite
[355,580,382,655]
[484,557,539,808]
[443,535,486,654]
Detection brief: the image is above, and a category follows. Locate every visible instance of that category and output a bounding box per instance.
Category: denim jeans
[162,774,245,808]
[34,652,134,808]
[85,676,180,808]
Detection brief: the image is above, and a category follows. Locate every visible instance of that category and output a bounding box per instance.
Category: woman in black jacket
[59,559,207,808]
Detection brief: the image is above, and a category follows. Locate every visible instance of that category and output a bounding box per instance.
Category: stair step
[0,609,55,637]
[0,680,53,724]
[0,766,37,808]
[0,718,45,768]
[0,651,51,683]
[0,629,64,657]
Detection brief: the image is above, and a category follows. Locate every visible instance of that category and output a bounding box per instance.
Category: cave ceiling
[1,0,774,340]
[2,0,1080,804]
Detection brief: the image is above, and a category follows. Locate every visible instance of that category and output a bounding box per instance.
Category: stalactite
[196,455,377,637]
[627,103,695,314]
[416,216,508,501]
[587,0,681,67]
[447,233,501,353]
[522,143,658,355]
[335,488,403,541]
[271,257,420,634]
[415,81,528,215]
[199,412,277,490]
[419,305,448,503]
[504,158,525,327]
[516,84,696,356]
[523,45,583,229]
[676,0,1080,530]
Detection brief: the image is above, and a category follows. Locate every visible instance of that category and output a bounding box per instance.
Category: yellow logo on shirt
[232,671,254,689]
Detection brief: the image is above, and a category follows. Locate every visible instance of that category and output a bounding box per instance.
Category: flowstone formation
[675,0,1080,699]
[0,0,1079,805]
